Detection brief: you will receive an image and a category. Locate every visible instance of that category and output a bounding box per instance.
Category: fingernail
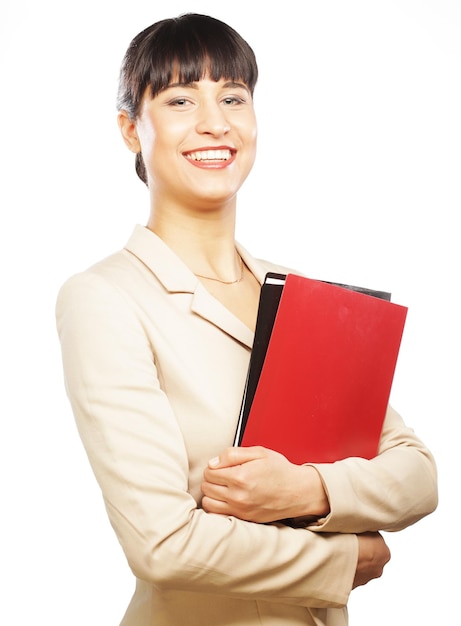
[209,456,220,468]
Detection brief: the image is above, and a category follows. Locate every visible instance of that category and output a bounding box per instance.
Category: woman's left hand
[201,446,330,523]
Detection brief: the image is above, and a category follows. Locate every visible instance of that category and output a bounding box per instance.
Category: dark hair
[117,13,258,185]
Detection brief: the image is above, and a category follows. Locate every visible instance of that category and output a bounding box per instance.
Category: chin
[190,183,240,205]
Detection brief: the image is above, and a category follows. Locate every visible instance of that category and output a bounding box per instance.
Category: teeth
[186,149,231,161]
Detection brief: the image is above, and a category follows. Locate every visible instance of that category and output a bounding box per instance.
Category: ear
[117,110,141,153]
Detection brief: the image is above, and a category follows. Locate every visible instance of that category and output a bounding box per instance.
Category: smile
[185,149,233,162]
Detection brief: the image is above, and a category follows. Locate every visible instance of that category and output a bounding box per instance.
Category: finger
[201,478,229,498]
[202,495,232,515]
[208,446,266,469]
[203,465,234,485]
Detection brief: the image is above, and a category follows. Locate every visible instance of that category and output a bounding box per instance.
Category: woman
[56,13,437,626]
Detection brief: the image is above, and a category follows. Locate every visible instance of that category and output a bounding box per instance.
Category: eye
[222,96,245,106]
[168,97,191,107]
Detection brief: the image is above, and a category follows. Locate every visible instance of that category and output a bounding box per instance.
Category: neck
[146,203,239,280]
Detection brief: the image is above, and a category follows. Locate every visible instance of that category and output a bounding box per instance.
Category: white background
[1,1,459,624]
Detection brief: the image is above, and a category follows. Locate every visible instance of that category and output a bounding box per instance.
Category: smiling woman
[55,12,437,626]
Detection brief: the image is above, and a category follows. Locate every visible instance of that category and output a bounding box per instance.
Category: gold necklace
[195,255,244,285]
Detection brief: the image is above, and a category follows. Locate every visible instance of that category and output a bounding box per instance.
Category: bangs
[148,27,257,96]
[117,14,258,118]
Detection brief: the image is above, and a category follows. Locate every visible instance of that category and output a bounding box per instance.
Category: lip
[182,146,236,169]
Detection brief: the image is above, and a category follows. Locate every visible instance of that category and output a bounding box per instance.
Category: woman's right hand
[353,532,391,588]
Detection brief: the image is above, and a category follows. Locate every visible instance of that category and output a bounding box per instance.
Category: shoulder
[56,249,142,321]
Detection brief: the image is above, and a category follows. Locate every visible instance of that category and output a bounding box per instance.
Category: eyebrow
[165,80,249,91]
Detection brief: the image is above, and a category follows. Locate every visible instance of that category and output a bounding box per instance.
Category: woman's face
[126,75,257,211]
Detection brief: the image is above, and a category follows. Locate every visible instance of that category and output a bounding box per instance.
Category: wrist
[292,464,330,518]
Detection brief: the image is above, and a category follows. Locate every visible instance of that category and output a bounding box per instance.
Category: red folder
[236,274,407,464]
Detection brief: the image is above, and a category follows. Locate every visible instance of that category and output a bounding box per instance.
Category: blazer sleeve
[307,406,438,534]
[56,271,358,609]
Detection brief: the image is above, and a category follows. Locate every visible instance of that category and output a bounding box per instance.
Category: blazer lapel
[190,284,254,347]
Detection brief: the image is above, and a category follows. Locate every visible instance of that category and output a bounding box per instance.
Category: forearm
[107,492,357,607]
[308,406,438,534]
[75,399,357,607]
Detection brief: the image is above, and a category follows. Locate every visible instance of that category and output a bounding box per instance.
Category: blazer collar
[124,225,267,348]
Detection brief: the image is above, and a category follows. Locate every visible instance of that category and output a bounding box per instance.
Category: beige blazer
[56,225,437,626]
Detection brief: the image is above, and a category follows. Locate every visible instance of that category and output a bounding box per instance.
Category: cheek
[245,129,258,169]
[244,119,258,156]
[139,119,185,166]
[250,130,258,156]
[138,133,171,176]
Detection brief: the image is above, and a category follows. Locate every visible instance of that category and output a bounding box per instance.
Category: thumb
[208,446,264,469]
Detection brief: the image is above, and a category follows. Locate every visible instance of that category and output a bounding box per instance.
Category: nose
[195,101,230,137]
